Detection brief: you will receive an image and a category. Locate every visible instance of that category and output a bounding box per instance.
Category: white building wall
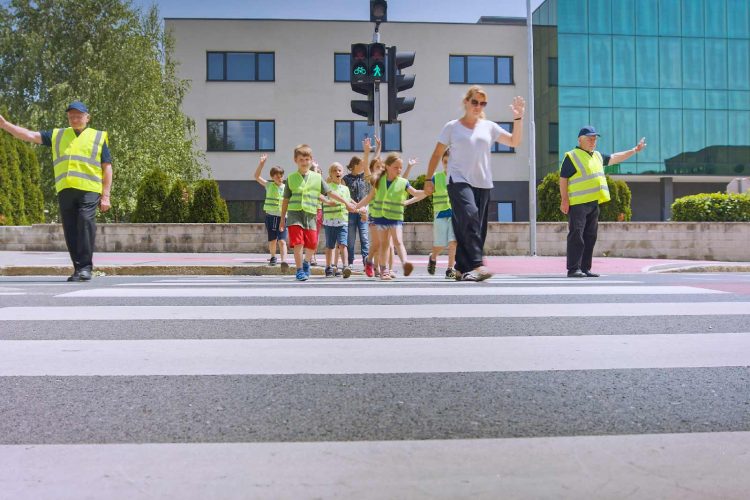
[166,18,530,216]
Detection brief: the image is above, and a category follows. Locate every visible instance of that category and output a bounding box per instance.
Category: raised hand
[509,96,526,119]
[362,137,372,153]
[634,137,647,152]
[259,153,268,164]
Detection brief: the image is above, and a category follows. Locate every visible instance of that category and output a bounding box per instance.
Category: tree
[162,179,191,223]
[131,168,170,222]
[0,0,206,221]
[189,179,229,223]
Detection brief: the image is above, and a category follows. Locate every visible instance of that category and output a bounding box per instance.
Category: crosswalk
[1,274,750,499]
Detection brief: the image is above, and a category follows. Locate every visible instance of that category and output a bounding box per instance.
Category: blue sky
[132,0,546,22]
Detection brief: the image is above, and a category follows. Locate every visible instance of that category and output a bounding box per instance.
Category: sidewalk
[1,251,749,276]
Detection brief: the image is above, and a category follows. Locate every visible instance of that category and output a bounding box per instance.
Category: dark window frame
[548,57,558,87]
[449,55,514,85]
[206,119,276,152]
[334,120,402,152]
[549,122,559,154]
[492,121,515,154]
[206,51,275,82]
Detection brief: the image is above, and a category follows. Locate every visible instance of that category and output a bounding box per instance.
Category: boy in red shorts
[280,144,355,281]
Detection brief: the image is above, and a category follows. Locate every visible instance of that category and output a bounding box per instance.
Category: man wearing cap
[0,101,112,282]
[559,126,645,278]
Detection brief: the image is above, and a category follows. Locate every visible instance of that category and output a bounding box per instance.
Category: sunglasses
[470,99,488,107]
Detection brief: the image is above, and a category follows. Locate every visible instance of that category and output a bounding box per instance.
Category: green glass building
[533,0,750,220]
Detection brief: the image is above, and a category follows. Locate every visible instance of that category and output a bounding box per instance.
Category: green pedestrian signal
[369,43,386,82]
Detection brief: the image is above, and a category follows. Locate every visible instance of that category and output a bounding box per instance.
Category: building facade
[166,18,531,222]
[533,0,750,220]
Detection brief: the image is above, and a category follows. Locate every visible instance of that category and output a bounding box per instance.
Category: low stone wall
[1,222,748,261]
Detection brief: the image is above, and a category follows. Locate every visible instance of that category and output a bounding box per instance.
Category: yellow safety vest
[287,171,322,214]
[51,127,107,194]
[263,182,284,215]
[375,175,408,221]
[323,183,351,221]
[563,148,611,205]
[432,171,451,214]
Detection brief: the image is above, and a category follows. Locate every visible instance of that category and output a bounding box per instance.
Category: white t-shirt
[437,119,504,189]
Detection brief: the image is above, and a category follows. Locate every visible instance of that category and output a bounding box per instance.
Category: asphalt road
[1,272,750,499]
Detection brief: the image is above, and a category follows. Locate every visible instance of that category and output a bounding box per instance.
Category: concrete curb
[648,264,750,273]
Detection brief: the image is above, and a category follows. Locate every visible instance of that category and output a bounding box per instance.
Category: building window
[548,57,558,87]
[497,202,514,222]
[334,52,389,82]
[334,121,401,152]
[492,122,515,153]
[549,122,559,153]
[207,52,275,81]
[449,55,513,85]
[207,120,275,152]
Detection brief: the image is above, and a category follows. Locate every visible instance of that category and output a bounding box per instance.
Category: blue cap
[66,101,89,113]
[578,125,600,137]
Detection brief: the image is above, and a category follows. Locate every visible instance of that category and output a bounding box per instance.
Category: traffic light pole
[372,27,381,137]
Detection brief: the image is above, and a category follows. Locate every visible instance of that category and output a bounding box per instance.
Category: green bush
[131,168,171,223]
[162,179,191,223]
[404,174,433,222]
[0,115,42,225]
[189,179,229,223]
[17,143,45,223]
[536,172,566,222]
[536,171,632,222]
[671,192,750,222]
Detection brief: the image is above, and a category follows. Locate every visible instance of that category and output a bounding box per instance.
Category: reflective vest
[51,127,107,194]
[263,182,284,215]
[375,175,408,221]
[287,171,322,214]
[432,171,452,214]
[563,148,611,205]
[323,184,351,221]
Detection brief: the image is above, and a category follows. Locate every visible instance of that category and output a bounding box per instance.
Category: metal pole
[373,26,381,137]
[526,0,538,256]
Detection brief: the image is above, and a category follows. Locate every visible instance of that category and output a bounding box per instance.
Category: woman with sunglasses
[423,85,525,281]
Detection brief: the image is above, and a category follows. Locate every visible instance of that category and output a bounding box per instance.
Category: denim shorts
[265,214,288,241]
[324,225,348,249]
[433,216,456,247]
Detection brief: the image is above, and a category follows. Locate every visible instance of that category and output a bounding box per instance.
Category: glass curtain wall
[536,0,750,178]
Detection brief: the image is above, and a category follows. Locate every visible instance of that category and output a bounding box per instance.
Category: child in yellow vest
[280,144,355,281]
[322,162,356,278]
[355,153,423,280]
[253,153,289,269]
[405,148,457,278]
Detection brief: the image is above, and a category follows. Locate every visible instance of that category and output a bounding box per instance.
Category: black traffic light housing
[370,0,387,23]
[387,46,416,122]
[351,44,374,125]
[369,42,386,82]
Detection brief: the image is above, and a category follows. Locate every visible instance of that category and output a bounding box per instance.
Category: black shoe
[427,256,436,275]
[67,271,81,282]
[269,256,277,266]
[583,270,600,277]
[567,269,586,278]
[79,269,92,281]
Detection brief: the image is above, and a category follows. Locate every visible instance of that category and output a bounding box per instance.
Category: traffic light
[387,46,416,122]
[351,43,370,84]
[370,0,387,23]
[351,44,374,125]
[369,43,386,82]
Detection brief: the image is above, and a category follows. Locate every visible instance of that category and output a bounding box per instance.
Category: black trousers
[447,181,491,274]
[566,201,599,272]
[58,188,100,272]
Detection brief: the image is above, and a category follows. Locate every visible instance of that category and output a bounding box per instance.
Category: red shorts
[288,225,318,250]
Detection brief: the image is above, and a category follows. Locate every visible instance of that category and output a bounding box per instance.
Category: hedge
[536,171,632,222]
[671,193,750,222]
[404,174,433,222]
[162,179,191,223]
[131,168,171,223]
[189,179,229,223]
[0,108,44,225]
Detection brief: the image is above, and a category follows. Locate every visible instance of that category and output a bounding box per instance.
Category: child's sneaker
[280,261,290,271]
[325,266,334,278]
[302,260,311,277]
[335,267,342,277]
[364,260,374,277]
[269,256,277,266]
[295,268,308,281]
[427,256,436,275]
[342,266,352,279]
[402,262,414,277]
[445,267,456,279]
